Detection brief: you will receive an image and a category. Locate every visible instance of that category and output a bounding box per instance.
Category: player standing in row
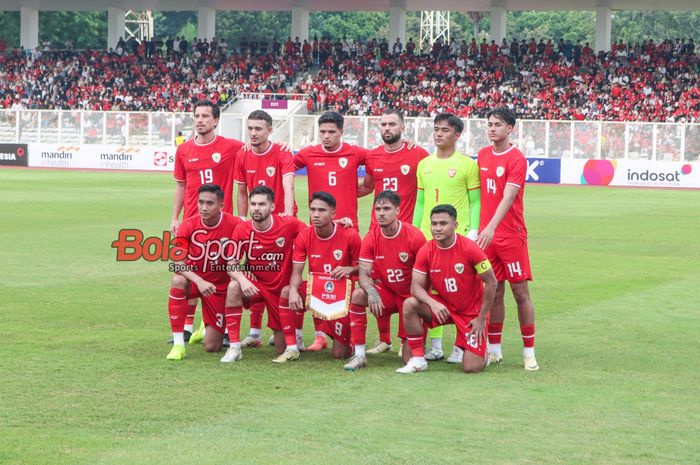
[170,100,244,344]
[359,110,429,354]
[477,108,539,371]
[412,113,481,363]
[294,111,367,351]
[398,205,497,374]
[223,186,307,361]
[166,184,244,360]
[277,192,361,363]
[235,110,297,349]
[346,191,427,371]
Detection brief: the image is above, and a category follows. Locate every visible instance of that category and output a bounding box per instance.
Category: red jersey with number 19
[234,143,297,214]
[413,234,489,318]
[359,221,427,297]
[231,215,307,293]
[292,223,361,273]
[294,143,367,227]
[365,143,429,227]
[477,144,527,238]
[174,135,244,219]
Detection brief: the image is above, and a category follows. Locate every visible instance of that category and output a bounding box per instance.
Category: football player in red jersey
[359,109,429,354]
[277,192,361,364]
[346,190,427,370]
[294,111,368,351]
[235,110,297,349]
[399,205,497,374]
[165,184,244,361]
[477,107,539,371]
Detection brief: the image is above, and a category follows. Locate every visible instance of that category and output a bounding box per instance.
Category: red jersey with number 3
[413,234,488,318]
[173,212,243,286]
[292,224,361,273]
[359,221,427,296]
[234,143,297,214]
[231,215,306,293]
[294,143,367,227]
[174,135,244,219]
[477,144,527,237]
[365,143,429,227]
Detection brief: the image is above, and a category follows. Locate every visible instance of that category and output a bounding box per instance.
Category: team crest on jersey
[338,157,348,168]
[275,237,285,247]
[266,166,275,177]
[333,249,343,260]
[324,280,335,293]
[212,152,221,163]
[399,252,409,263]
[454,263,465,274]
[448,168,457,177]
[496,166,505,177]
[400,164,410,175]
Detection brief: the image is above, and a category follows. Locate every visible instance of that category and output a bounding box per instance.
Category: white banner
[28,143,176,171]
[561,159,700,189]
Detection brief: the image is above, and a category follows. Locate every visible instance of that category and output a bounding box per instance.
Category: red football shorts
[374,282,410,339]
[483,234,533,283]
[187,282,227,334]
[247,286,283,331]
[425,294,488,358]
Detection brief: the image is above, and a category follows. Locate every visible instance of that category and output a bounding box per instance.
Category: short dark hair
[434,113,464,133]
[430,204,457,220]
[248,110,273,127]
[382,108,404,122]
[310,191,336,209]
[486,107,516,127]
[198,183,224,200]
[318,111,344,130]
[193,100,220,119]
[249,185,274,202]
[375,190,401,207]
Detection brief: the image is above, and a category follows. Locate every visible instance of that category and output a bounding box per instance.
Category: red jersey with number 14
[365,143,429,227]
[294,143,367,227]
[359,221,427,297]
[478,144,527,237]
[231,215,306,293]
[413,234,489,318]
[293,223,361,273]
[174,135,243,219]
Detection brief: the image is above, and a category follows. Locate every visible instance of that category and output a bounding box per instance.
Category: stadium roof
[1,0,699,11]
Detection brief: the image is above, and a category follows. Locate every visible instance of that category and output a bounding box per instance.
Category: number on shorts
[334,322,343,336]
[199,168,213,184]
[387,269,404,282]
[465,332,478,349]
[444,278,458,292]
[216,313,224,328]
[506,261,522,277]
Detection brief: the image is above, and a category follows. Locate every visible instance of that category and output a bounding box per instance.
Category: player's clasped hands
[196,279,217,297]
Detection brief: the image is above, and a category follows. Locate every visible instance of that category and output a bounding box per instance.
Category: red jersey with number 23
[174,135,243,218]
[477,144,527,237]
[413,234,489,318]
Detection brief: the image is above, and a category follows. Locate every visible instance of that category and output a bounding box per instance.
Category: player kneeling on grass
[166,184,244,361]
[279,192,361,365]
[398,205,497,374]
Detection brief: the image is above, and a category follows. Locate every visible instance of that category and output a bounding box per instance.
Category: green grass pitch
[1,169,699,465]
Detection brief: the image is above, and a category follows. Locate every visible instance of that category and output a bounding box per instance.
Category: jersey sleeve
[173,145,186,181]
[359,233,375,262]
[173,219,193,258]
[292,231,308,264]
[230,223,248,260]
[348,230,362,265]
[279,149,296,176]
[412,243,430,274]
[506,154,527,189]
[234,150,246,184]
[293,149,307,170]
[409,228,428,254]
[291,216,307,236]
[354,145,368,166]
[465,157,481,190]
[467,240,491,273]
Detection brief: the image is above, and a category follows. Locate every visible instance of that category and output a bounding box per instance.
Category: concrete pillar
[20,7,39,51]
[291,7,309,43]
[595,7,612,52]
[197,7,216,41]
[107,7,126,50]
[489,7,507,44]
[389,7,407,47]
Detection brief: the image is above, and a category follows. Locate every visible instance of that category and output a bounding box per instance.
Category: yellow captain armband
[474,259,492,274]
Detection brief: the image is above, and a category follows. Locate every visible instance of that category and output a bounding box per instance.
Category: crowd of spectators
[1,34,698,122]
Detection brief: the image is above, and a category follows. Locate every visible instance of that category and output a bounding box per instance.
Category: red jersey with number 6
[174,135,243,219]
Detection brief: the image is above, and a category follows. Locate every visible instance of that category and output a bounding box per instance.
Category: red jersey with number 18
[477,144,527,238]
[413,234,489,318]
[359,221,427,297]
[292,223,361,273]
[174,135,244,219]
[294,143,367,227]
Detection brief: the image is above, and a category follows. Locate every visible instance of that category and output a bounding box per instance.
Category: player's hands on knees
[334,217,354,228]
[170,219,180,235]
[467,315,487,345]
[367,288,384,317]
[197,280,217,297]
[330,266,352,279]
[289,290,304,311]
[430,303,449,324]
[240,280,260,299]
[477,226,494,250]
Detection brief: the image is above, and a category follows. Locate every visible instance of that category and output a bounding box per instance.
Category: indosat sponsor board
[561,159,699,188]
[28,144,175,171]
